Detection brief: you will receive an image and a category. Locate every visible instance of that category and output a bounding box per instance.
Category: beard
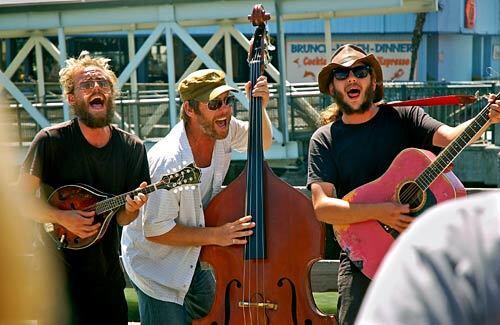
[200,119,229,140]
[333,85,375,116]
[198,114,229,140]
[72,97,115,128]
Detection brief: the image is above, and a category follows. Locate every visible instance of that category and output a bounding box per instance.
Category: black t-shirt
[307,105,443,198]
[23,118,150,291]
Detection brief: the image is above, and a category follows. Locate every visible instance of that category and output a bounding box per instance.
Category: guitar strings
[397,103,492,211]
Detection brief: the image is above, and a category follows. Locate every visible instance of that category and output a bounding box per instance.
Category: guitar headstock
[158,162,201,192]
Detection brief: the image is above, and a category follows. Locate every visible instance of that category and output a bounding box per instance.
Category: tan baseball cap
[178,69,236,102]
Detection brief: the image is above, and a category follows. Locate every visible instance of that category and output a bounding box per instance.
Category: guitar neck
[415,99,494,190]
[94,183,158,214]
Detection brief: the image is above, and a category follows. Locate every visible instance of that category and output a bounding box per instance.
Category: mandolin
[44,163,201,250]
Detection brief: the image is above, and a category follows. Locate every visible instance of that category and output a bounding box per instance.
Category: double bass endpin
[238,301,278,311]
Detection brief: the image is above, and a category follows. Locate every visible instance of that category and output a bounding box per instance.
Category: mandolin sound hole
[397,181,426,212]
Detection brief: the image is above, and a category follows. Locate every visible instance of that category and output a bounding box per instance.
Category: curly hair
[59,50,118,100]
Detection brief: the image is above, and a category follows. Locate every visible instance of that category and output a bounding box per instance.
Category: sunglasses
[204,95,236,111]
[332,65,371,81]
[77,79,112,94]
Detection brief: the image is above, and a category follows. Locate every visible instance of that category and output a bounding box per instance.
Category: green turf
[125,288,337,321]
[313,291,338,315]
[125,288,140,322]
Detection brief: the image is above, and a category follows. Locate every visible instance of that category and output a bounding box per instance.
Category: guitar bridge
[238,301,278,310]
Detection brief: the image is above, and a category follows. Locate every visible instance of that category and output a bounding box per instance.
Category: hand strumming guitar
[373,202,412,233]
[54,209,100,239]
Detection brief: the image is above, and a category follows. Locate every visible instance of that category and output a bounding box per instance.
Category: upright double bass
[194,5,336,325]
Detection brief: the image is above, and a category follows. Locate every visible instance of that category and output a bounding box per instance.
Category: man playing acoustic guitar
[307,44,500,325]
[20,51,150,324]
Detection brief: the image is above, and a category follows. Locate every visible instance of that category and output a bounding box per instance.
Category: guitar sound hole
[398,182,425,211]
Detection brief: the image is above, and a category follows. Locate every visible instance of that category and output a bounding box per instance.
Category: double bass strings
[243,48,266,324]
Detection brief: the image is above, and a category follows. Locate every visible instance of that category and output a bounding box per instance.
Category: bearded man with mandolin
[307,44,500,325]
[19,51,150,325]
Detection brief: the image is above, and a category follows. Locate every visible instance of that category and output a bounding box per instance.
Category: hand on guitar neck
[116,181,148,225]
[487,93,500,123]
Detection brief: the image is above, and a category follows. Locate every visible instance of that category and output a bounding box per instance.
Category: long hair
[319,103,341,125]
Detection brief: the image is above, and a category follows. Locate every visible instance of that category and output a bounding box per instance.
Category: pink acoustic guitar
[333,94,498,279]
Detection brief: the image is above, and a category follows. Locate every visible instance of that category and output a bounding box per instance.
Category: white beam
[223,26,234,80]
[0,70,50,128]
[34,41,45,101]
[170,22,249,109]
[4,37,36,79]
[37,36,61,62]
[57,27,70,121]
[275,1,289,143]
[127,29,140,134]
[0,1,439,37]
[117,23,166,89]
[324,17,332,63]
[165,24,177,128]
[179,27,225,81]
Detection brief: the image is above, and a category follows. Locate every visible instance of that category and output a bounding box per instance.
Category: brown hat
[318,44,384,102]
[178,69,236,102]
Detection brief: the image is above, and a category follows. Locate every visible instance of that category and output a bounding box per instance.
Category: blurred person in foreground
[121,69,272,324]
[356,191,500,324]
[307,43,500,324]
[18,51,150,324]
[0,96,62,323]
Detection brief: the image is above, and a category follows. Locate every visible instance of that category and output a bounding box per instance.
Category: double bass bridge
[238,301,278,311]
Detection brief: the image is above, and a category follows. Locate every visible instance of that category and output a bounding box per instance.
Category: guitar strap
[387,95,477,107]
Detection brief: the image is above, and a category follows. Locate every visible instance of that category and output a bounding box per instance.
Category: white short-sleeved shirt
[121,117,249,304]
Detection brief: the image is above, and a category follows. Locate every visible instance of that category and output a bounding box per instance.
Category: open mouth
[89,97,104,110]
[215,117,228,129]
[347,88,361,99]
